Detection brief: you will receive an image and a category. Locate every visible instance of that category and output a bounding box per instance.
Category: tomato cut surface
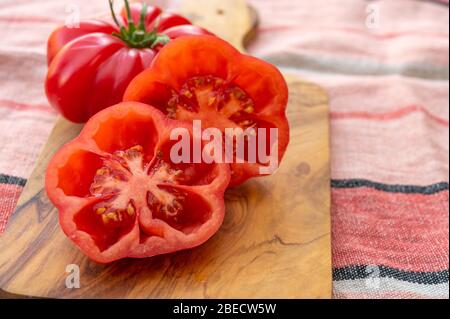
[124,35,290,186]
[46,102,230,263]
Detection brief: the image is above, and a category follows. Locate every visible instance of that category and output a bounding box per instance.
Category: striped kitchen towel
[0,0,448,298]
[247,0,449,298]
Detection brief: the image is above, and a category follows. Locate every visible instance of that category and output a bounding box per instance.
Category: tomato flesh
[89,144,188,227]
[45,102,230,263]
[166,76,256,131]
[124,35,290,186]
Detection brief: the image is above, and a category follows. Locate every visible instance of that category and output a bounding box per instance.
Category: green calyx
[108,0,170,49]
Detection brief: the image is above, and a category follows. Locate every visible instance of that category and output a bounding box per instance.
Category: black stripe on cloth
[333,265,449,285]
[0,173,26,187]
[331,179,449,195]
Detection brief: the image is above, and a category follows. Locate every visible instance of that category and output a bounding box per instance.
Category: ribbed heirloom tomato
[124,35,290,186]
[45,0,211,123]
[45,102,230,263]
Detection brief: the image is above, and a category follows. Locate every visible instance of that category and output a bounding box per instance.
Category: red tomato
[45,1,211,123]
[124,35,290,186]
[45,102,230,263]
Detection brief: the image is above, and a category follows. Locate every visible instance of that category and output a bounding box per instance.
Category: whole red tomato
[124,35,290,186]
[45,0,211,123]
[45,102,230,263]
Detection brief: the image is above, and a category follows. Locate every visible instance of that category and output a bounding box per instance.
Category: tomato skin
[120,3,162,28]
[46,34,125,122]
[47,20,116,66]
[45,102,230,263]
[45,4,211,123]
[120,4,192,32]
[124,35,290,186]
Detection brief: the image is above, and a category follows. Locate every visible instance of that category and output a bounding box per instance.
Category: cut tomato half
[124,35,290,186]
[45,102,230,263]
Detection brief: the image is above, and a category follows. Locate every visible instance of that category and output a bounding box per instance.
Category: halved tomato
[45,102,230,263]
[124,35,290,186]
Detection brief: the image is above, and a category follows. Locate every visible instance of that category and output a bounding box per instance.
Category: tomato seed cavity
[166,76,256,129]
[90,145,185,225]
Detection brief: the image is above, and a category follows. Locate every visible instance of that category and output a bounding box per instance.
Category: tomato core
[167,76,257,130]
[90,145,185,227]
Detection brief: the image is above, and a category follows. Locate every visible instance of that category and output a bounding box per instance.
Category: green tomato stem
[108,0,169,49]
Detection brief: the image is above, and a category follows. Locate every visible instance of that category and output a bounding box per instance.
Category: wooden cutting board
[0,0,331,298]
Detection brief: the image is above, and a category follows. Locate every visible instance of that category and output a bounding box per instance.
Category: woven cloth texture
[0,0,448,298]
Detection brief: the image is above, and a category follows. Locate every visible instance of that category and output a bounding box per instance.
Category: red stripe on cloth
[0,99,55,114]
[0,15,62,24]
[0,183,23,234]
[331,105,449,127]
[332,188,449,272]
